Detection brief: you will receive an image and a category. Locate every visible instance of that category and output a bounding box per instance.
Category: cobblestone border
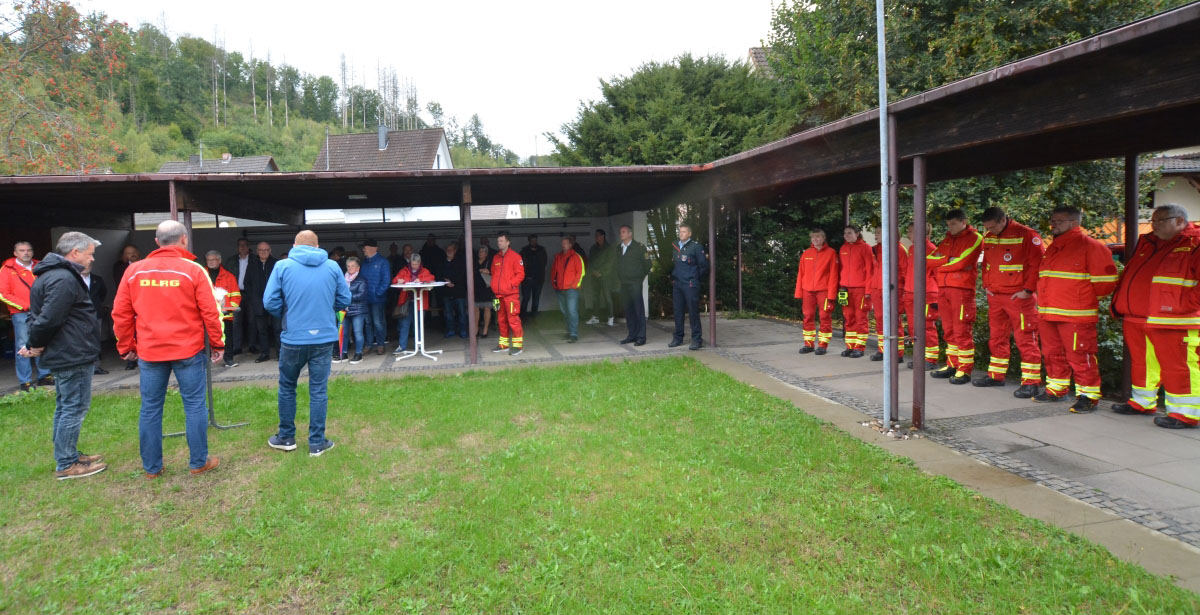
[712,346,1200,549]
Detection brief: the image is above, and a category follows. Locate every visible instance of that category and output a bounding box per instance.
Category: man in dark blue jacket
[264,231,351,457]
[669,224,709,350]
[24,231,107,480]
[360,239,391,355]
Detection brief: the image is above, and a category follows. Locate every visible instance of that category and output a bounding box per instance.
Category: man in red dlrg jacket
[490,231,526,355]
[794,229,839,355]
[930,209,984,385]
[838,225,874,358]
[974,207,1045,398]
[1111,204,1200,428]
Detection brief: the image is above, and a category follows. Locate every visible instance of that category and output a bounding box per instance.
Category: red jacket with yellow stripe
[551,250,584,291]
[982,219,1044,294]
[112,245,225,361]
[838,238,873,288]
[904,240,940,301]
[931,225,984,290]
[1112,223,1200,329]
[211,266,240,322]
[869,242,908,294]
[489,249,525,297]
[0,257,37,314]
[1035,227,1118,323]
[793,244,838,298]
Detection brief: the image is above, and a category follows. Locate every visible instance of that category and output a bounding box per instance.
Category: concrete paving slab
[1166,506,1200,527]
[1072,519,1200,581]
[1008,445,1124,479]
[983,484,1120,528]
[956,426,1046,454]
[1084,470,1200,512]
[1129,460,1200,493]
[1004,419,1182,468]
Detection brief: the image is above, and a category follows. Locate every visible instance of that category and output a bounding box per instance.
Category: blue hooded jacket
[361,253,391,304]
[264,245,351,345]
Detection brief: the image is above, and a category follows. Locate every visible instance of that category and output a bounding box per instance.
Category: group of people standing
[796,203,1200,430]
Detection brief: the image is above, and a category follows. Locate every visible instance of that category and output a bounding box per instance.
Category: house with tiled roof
[312,127,453,172]
[158,154,279,173]
[1145,148,1200,221]
[748,47,775,78]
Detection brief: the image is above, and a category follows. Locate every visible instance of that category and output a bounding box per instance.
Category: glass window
[304,208,385,224]
[384,206,461,223]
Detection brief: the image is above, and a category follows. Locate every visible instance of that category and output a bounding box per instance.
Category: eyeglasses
[1151,216,1181,226]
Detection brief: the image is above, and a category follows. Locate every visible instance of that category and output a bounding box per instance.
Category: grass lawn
[0,357,1195,614]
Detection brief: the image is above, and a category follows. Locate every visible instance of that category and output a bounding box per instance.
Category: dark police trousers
[672,279,702,343]
[621,282,647,343]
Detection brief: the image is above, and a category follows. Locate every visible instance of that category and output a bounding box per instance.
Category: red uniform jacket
[490,249,525,297]
[982,219,1044,294]
[393,266,437,309]
[112,245,225,361]
[793,245,839,298]
[551,250,585,291]
[0,257,37,314]
[210,266,241,322]
[839,238,874,288]
[1036,226,1118,323]
[1112,224,1200,329]
[904,240,941,301]
[869,242,908,294]
[932,225,984,290]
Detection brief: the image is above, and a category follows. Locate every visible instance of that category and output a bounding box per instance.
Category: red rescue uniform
[904,240,942,364]
[551,250,585,291]
[393,266,437,309]
[490,248,525,349]
[868,242,906,357]
[1036,227,1118,401]
[981,219,1045,384]
[1112,224,1200,424]
[112,245,225,362]
[932,225,984,375]
[0,256,37,314]
[794,244,839,348]
[839,238,874,351]
[210,266,241,322]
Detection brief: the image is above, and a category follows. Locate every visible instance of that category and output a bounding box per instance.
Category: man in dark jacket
[519,235,548,317]
[360,239,391,354]
[243,241,279,362]
[439,242,468,338]
[670,224,709,350]
[23,231,106,480]
[81,261,108,374]
[616,225,651,346]
[586,230,616,326]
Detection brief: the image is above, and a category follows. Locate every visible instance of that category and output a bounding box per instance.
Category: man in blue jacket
[264,231,351,457]
[360,238,391,355]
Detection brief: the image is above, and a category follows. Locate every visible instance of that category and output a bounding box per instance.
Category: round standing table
[391,281,448,361]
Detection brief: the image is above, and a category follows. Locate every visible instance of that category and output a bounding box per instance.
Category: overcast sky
[80,0,781,159]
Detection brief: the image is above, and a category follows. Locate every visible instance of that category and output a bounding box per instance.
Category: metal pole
[912,155,928,429]
[462,181,477,365]
[1122,154,1140,400]
[887,116,900,422]
[737,208,743,313]
[169,180,178,222]
[875,0,895,426]
[708,197,717,347]
[842,194,851,226]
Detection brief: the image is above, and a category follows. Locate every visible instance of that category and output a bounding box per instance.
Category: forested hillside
[0,0,519,174]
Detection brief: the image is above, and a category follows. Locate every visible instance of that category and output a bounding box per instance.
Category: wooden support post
[1122,154,1140,400]
[912,155,928,429]
[708,197,717,347]
[462,181,477,365]
[737,207,743,313]
[169,180,178,222]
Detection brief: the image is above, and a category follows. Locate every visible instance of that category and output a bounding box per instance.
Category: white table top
[390,281,448,289]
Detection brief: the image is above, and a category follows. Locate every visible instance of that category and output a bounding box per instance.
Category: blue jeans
[366,302,387,347]
[12,312,50,383]
[342,314,366,355]
[443,297,468,337]
[278,341,333,446]
[52,363,93,471]
[397,307,415,350]
[557,289,580,338]
[139,351,209,473]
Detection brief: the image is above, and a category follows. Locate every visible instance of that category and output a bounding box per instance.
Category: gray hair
[205,250,222,259]
[56,232,100,256]
[156,220,187,246]
[409,253,422,264]
[13,241,31,250]
[1155,203,1189,223]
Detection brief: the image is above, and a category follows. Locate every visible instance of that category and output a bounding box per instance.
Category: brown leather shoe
[144,469,164,480]
[77,452,104,464]
[189,456,220,476]
[55,461,106,480]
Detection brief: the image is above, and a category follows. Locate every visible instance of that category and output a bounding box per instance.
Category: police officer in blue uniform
[669,224,709,350]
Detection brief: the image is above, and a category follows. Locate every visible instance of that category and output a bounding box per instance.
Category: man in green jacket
[585,229,617,326]
[616,225,651,346]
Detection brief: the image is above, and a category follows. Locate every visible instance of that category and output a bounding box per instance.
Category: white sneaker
[606,317,614,326]
[586,316,599,325]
